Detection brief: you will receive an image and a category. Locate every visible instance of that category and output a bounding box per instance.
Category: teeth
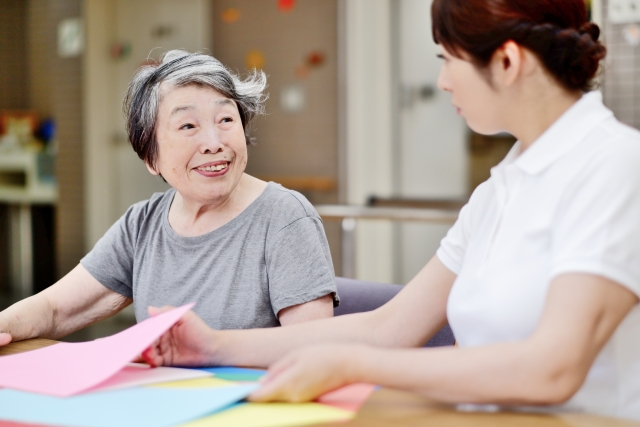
[198,163,228,172]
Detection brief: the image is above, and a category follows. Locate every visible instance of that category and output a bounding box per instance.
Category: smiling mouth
[195,162,229,172]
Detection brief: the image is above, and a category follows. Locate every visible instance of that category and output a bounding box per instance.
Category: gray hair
[123,49,267,169]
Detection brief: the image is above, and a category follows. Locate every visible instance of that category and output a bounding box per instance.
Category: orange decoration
[278,0,295,13]
[295,64,310,79]
[221,8,241,24]
[245,50,266,69]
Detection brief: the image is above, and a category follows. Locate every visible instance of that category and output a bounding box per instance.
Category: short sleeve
[436,183,487,275]
[80,203,145,298]
[266,216,338,315]
[550,141,640,296]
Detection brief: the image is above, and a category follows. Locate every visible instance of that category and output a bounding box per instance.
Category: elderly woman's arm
[277,295,334,326]
[0,264,131,345]
[142,256,455,367]
[251,272,637,405]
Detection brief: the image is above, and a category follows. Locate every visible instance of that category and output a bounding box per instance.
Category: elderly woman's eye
[221,117,234,123]
[180,123,195,130]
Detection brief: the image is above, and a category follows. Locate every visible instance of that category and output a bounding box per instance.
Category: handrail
[314,204,459,223]
[314,204,461,278]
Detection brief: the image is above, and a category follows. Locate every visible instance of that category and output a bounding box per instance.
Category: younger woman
[142,0,640,420]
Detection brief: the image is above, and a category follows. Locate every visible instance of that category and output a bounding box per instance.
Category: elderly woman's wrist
[204,328,227,366]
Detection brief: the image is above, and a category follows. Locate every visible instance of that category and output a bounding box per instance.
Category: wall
[601,0,640,129]
[211,0,343,273]
[0,0,29,110]
[28,0,85,278]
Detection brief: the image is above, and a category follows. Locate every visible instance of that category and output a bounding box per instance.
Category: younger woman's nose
[437,67,452,93]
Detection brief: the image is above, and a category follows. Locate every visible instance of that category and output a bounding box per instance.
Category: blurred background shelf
[0,150,57,303]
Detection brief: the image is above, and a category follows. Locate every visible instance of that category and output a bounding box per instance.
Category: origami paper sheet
[178,402,353,427]
[0,304,194,397]
[87,363,212,393]
[0,384,257,427]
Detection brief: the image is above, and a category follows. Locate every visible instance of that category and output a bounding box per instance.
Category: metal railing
[314,205,460,278]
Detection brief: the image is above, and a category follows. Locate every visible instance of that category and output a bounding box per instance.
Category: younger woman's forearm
[350,343,576,406]
[212,311,385,367]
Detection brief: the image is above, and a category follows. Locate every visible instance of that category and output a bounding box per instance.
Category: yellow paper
[150,377,237,388]
[180,402,354,427]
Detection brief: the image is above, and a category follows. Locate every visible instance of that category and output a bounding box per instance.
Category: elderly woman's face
[151,84,248,203]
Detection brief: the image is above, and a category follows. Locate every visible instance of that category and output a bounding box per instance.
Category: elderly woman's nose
[199,129,224,154]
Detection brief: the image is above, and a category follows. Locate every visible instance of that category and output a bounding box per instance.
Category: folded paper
[87,363,212,393]
[0,304,194,397]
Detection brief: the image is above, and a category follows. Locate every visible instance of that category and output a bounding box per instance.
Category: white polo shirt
[437,91,640,420]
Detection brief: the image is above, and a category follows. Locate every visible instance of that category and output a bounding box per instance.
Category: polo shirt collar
[498,91,613,175]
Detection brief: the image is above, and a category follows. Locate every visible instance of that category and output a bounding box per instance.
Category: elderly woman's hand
[249,343,364,403]
[142,306,219,367]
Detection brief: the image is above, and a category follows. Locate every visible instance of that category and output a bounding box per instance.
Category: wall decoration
[623,24,640,47]
[222,8,241,24]
[277,0,296,13]
[57,18,84,58]
[245,50,266,69]
[151,24,174,39]
[280,84,306,113]
[295,64,311,79]
[306,51,326,68]
[109,42,132,60]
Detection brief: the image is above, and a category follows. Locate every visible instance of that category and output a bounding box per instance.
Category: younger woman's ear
[492,40,523,87]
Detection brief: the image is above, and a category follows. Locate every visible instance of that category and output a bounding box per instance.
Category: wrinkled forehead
[157,81,237,108]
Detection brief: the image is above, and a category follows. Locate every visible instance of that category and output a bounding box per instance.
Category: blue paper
[0,384,257,427]
[191,366,267,381]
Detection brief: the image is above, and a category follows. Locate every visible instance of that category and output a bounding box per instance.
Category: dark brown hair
[431,0,606,92]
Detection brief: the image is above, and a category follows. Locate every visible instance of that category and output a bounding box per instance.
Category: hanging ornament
[245,50,266,69]
[280,84,306,113]
[109,42,132,60]
[295,64,310,79]
[278,0,296,13]
[221,8,241,24]
[623,24,640,47]
[306,51,326,68]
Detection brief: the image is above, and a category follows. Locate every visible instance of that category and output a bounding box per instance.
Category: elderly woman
[0,50,338,345]
[142,0,640,421]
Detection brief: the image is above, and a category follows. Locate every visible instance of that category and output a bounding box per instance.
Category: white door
[110,0,212,219]
[395,0,468,283]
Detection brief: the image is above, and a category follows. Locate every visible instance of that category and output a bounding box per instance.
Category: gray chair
[334,277,455,348]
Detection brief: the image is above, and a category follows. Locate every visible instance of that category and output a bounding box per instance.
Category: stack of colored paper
[0,305,376,427]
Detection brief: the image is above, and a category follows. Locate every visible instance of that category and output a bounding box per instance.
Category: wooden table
[2,340,639,427]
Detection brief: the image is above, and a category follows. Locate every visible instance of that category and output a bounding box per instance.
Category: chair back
[334,277,455,348]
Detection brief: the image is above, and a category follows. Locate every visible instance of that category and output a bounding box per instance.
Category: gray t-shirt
[81,182,338,329]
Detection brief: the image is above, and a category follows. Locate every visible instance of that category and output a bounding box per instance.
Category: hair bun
[579,22,601,42]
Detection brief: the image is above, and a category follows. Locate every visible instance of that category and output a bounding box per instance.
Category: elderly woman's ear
[145,162,160,176]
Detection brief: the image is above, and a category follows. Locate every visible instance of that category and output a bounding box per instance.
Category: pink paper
[316,383,377,412]
[85,363,212,393]
[0,304,194,397]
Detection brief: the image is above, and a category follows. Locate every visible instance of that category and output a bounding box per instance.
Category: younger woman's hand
[249,343,364,403]
[141,306,219,367]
